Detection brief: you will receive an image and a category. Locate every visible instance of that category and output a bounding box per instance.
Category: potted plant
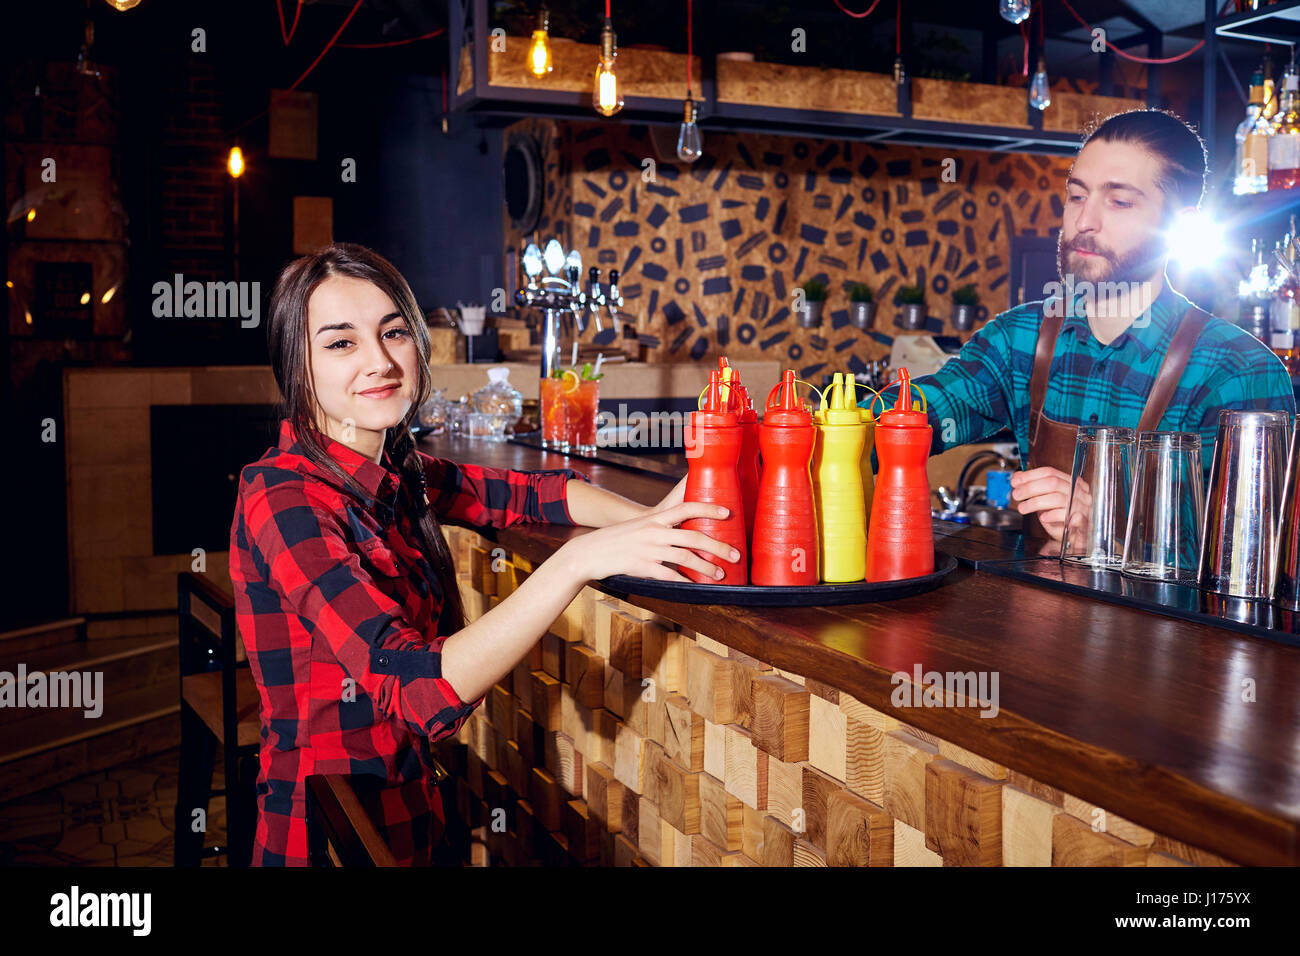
[894,284,926,330]
[951,284,978,331]
[848,283,875,329]
[796,279,828,327]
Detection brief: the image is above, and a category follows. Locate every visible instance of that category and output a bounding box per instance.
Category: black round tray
[600,551,957,607]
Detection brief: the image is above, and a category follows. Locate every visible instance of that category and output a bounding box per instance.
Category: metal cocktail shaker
[1197,409,1290,599]
[1272,416,1300,608]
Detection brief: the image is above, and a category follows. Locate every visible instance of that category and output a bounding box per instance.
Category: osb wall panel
[504,116,1075,376]
[436,526,1237,868]
[715,60,898,115]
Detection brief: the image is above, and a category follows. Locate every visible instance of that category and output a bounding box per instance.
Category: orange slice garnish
[561,369,581,394]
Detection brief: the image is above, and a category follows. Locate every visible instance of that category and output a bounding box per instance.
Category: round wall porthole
[503,134,544,235]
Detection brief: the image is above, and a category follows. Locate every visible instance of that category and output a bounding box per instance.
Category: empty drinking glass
[1060,425,1135,568]
[1120,431,1204,583]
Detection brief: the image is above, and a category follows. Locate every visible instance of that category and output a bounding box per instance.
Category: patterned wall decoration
[504,117,1075,379]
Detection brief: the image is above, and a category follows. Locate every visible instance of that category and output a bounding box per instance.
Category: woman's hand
[559,499,741,584]
[647,476,687,518]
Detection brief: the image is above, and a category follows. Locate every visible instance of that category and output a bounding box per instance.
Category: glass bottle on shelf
[1240,239,1271,343]
[1269,241,1297,368]
[1279,233,1300,374]
[1235,70,1270,194]
[1269,62,1300,190]
[1259,54,1278,129]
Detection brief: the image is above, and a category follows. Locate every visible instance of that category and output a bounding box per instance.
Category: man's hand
[1010,466,1075,541]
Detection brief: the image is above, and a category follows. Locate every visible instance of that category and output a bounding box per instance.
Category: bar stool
[306,774,398,866]
[173,571,261,866]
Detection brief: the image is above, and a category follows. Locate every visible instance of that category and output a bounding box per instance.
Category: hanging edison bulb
[1029,58,1051,110]
[999,0,1032,25]
[593,20,623,116]
[677,97,702,163]
[104,0,143,10]
[528,7,553,76]
[227,146,245,178]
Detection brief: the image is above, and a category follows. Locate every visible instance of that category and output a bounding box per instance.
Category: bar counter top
[419,431,1300,866]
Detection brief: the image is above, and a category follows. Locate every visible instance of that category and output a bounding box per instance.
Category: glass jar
[471,366,523,442]
[416,388,449,434]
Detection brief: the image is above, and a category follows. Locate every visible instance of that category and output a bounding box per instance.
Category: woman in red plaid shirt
[228,243,737,865]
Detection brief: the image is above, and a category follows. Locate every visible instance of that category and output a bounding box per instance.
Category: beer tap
[514,238,624,378]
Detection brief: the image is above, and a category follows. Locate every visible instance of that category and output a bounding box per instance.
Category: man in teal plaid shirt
[866,109,1295,542]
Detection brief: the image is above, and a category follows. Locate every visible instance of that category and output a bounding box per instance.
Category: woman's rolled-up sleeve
[419,451,592,529]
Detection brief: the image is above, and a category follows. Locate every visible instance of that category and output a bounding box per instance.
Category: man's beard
[1056,228,1167,287]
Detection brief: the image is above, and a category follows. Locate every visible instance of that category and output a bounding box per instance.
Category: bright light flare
[1167,210,1225,271]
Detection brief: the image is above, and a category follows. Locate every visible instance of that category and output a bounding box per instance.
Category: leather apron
[1023,304,1211,540]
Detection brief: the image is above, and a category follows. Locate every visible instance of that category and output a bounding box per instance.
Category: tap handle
[608,269,623,307]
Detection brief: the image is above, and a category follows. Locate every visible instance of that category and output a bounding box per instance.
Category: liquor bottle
[1263,54,1278,125]
[1277,234,1300,373]
[1240,239,1271,343]
[1235,71,1269,194]
[1268,62,1300,190]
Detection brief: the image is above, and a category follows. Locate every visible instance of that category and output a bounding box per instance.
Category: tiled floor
[0,748,228,867]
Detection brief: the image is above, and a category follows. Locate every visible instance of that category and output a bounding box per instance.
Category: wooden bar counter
[421,433,1300,867]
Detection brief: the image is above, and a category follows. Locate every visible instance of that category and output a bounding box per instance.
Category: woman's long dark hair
[266,242,464,634]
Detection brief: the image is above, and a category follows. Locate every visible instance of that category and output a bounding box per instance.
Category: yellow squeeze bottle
[861,400,876,531]
[813,372,868,583]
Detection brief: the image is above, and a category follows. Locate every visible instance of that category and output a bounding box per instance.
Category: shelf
[1218,186,1300,234]
[1215,0,1300,44]
[453,34,1141,156]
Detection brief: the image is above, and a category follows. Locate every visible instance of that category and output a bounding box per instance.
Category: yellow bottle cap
[820,372,867,426]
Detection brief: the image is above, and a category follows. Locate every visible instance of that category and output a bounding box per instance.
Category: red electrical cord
[277,0,302,46]
[606,0,611,19]
[1020,20,1028,76]
[896,0,900,55]
[1057,0,1205,64]
[281,0,364,92]
[338,26,445,49]
[686,0,692,96]
[832,0,885,17]
[233,0,364,133]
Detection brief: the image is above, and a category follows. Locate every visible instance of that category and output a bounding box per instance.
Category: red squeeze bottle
[865,368,934,582]
[751,370,819,586]
[718,358,761,550]
[682,370,748,585]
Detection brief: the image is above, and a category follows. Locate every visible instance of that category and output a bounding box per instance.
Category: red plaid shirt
[228,419,589,865]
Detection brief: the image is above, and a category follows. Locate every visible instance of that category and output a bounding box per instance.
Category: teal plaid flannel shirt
[861,279,1296,483]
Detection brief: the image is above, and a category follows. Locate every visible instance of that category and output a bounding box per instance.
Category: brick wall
[158,57,226,281]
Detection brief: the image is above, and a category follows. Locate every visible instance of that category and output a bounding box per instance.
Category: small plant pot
[850,301,875,329]
[952,303,976,331]
[898,302,926,330]
[796,300,824,328]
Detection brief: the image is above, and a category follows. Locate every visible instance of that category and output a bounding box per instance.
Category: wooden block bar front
[425,435,1300,867]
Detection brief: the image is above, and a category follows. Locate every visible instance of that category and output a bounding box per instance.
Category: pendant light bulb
[593,19,623,116]
[999,0,1032,25]
[1029,58,1051,110]
[528,7,552,76]
[676,97,702,163]
[227,146,245,178]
